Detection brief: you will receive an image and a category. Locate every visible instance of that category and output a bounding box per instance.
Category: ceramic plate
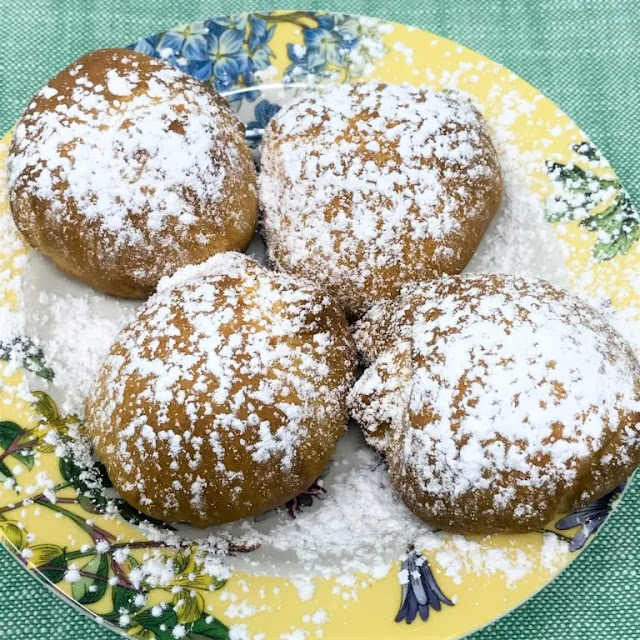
[1,10,638,640]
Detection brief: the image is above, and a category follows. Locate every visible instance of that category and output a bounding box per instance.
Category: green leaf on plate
[11,449,35,470]
[112,584,143,614]
[0,421,35,469]
[173,591,204,624]
[134,607,179,640]
[0,337,54,381]
[581,192,640,261]
[32,391,60,422]
[0,520,26,550]
[173,549,191,575]
[29,544,66,569]
[0,460,12,481]
[59,456,85,486]
[78,492,109,514]
[22,349,54,381]
[13,433,35,470]
[38,550,68,583]
[546,141,640,260]
[571,141,602,162]
[187,614,230,640]
[71,553,109,604]
[0,421,23,450]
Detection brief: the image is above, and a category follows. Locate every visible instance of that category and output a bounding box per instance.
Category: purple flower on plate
[396,548,453,624]
[253,468,330,522]
[555,484,624,551]
[285,475,327,518]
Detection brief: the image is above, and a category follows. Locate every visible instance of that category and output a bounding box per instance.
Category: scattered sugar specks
[280,630,308,640]
[311,609,327,625]
[292,579,315,601]
[540,533,571,572]
[229,624,250,640]
[392,41,414,64]
[225,600,258,620]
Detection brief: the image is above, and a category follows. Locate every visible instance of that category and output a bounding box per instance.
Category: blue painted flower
[156,49,184,69]
[208,13,248,37]
[555,484,624,551]
[396,549,453,624]
[208,29,250,92]
[234,74,260,104]
[283,13,365,80]
[303,25,344,66]
[248,16,274,52]
[315,14,337,30]
[157,22,210,61]
[181,59,213,83]
[150,51,210,84]
[127,35,159,57]
[247,100,281,132]
[281,12,388,82]
[248,16,275,70]
[285,43,327,78]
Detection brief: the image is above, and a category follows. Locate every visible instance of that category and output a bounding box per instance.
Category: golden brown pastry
[85,252,356,527]
[8,48,257,298]
[349,274,640,533]
[260,82,503,318]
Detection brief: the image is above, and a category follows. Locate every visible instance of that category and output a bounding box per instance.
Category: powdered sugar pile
[195,441,425,579]
[467,121,568,285]
[0,211,27,342]
[27,284,132,415]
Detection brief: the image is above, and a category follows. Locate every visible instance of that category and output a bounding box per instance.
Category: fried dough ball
[260,82,503,318]
[85,252,356,527]
[349,274,640,533]
[8,48,257,298]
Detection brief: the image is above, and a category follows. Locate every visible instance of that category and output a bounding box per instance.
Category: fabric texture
[0,1,639,638]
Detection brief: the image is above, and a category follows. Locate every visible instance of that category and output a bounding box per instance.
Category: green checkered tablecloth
[1,1,639,638]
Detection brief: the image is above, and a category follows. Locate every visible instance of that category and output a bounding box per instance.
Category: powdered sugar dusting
[260,81,502,316]
[350,274,640,531]
[9,54,234,239]
[207,444,426,578]
[27,287,131,415]
[85,252,355,526]
[8,49,256,292]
